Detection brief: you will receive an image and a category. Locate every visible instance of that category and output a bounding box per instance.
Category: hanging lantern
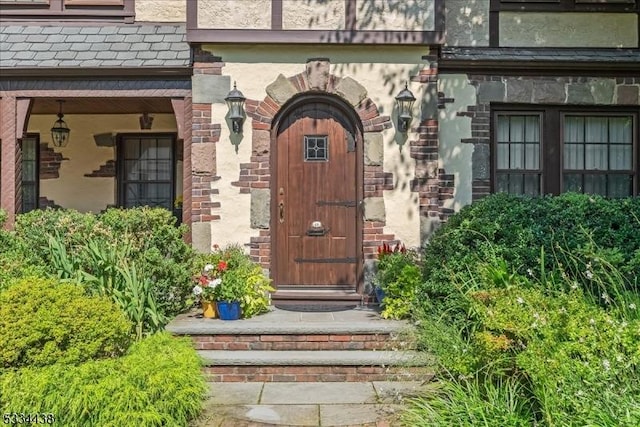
[50,99,70,147]
[224,81,246,134]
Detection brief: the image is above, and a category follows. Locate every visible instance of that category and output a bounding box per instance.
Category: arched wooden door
[272,100,362,295]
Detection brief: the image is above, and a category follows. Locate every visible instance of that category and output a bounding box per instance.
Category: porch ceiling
[31,98,175,115]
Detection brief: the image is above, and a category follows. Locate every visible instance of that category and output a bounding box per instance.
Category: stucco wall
[283,0,346,30]
[200,45,427,249]
[438,74,474,211]
[500,12,638,48]
[134,0,185,23]
[445,0,489,47]
[198,0,271,29]
[196,0,434,31]
[355,0,435,31]
[26,113,179,213]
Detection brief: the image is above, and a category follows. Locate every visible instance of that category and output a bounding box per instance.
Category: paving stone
[320,403,402,426]
[207,382,264,405]
[261,382,377,405]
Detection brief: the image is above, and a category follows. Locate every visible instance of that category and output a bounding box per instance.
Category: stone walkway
[191,380,431,426]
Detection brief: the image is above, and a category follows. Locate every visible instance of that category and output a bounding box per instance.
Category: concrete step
[199,350,434,382]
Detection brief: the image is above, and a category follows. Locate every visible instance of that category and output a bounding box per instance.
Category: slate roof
[0,24,190,69]
[441,47,640,63]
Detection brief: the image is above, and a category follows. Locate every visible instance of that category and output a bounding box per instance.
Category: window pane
[609,144,632,170]
[525,144,539,169]
[564,143,584,169]
[610,117,633,144]
[22,161,36,181]
[525,116,540,142]
[564,173,582,193]
[497,144,509,169]
[584,144,607,170]
[523,175,540,196]
[585,117,607,143]
[608,175,633,198]
[564,116,584,143]
[510,143,524,169]
[584,174,607,196]
[125,139,140,159]
[497,116,510,142]
[497,174,509,193]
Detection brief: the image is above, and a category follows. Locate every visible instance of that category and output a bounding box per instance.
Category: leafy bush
[98,207,194,316]
[0,277,132,369]
[375,245,420,319]
[420,193,640,317]
[15,207,194,319]
[0,210,46,291]
[402,373,534,427]
[47,234,167,339]
[0,333,207,426]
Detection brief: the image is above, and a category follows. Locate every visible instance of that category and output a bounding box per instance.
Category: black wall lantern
[394,83,416,133]
[225,81,246,134]
[51,100,70,147]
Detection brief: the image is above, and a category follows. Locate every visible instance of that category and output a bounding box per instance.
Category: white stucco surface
[135,0,185,22]
[198,0,271,29]
[283,0,346,30]
[438,74,475,211]
[500,12,638,48]
[355,0,435,31]
[27,114,179,213]
[202,45,427,248]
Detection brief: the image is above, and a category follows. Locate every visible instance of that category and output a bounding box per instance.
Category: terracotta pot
[202,300,217,318]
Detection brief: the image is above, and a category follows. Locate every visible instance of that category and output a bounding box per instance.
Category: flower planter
[216,301,241,320]
[201,301,217,318]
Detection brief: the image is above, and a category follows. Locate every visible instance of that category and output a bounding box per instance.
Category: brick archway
[232,60,399,292]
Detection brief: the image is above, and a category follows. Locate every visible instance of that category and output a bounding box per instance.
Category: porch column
[0,97,31,228]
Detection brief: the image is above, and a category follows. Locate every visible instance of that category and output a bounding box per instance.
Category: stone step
[199,350,434,382]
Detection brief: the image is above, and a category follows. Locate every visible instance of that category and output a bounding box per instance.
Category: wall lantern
[139,112,154,130]
[394,83,416,133]
[50,100,70,147]
[225,81,246,134]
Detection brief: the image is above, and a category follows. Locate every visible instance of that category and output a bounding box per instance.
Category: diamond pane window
[304,136,328,161]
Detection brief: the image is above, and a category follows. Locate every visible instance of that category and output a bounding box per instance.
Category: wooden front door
[273,102,360,290]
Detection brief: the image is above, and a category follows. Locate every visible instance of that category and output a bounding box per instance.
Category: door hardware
[278,201,284,223]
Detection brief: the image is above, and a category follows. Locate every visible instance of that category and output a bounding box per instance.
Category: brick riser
[203,366,433,383]
[192,333,412,351]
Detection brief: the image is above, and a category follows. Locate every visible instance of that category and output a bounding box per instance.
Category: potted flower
[214,268,247,320]
[192,261,227,318]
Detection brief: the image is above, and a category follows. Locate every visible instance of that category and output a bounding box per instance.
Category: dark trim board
[187,29,443,45]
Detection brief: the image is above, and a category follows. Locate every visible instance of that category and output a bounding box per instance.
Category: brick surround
[84,159,115,178]
[233,64,398,270]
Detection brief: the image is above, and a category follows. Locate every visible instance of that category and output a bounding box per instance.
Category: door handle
[278,201,285,223]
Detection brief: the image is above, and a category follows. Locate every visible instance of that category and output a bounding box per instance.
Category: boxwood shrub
[420,193,640,314]
[0,333,207,427]
[0,277,132,369]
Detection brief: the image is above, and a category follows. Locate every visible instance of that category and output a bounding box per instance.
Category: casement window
[493,108,638,198]
[20,134,40,213]
[0,0,134,21]
[117,134,176,211]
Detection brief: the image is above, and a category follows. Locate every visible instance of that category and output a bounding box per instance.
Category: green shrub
[0,277,132,369]
[420,193,640,317]
[403,373,534,427]
[15,207,194,319]
[0,332,207,426]
[376,248,421,319]
[98,207,194,316]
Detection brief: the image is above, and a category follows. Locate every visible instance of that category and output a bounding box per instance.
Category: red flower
[198,275,208,285]
[218,261,228,271]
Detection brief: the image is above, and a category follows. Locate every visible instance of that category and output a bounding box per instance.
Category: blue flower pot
[216,301,242,320]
